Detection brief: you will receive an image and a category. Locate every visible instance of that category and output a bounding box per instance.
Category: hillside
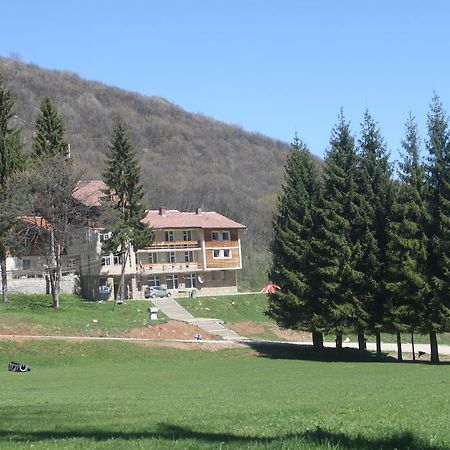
[0,56,304,287]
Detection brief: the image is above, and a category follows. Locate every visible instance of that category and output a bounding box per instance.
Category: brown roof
[142,209,246,230]
[73,181,108,207]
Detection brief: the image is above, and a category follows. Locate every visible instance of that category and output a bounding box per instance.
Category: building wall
[1,274,80,295]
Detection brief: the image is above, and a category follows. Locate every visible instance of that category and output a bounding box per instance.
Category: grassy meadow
[1,339,449,449]
[0,294,167,337]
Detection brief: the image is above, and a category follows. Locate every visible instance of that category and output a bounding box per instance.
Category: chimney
[196,208,202,215]
[159,207,166,216]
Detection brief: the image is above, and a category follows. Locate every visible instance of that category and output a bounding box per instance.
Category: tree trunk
[113,248,129,311]
[335,333,343,355]
[312,331,324,353]
[430,331,439,364]
[53,251,61,309]
[375,331,382,358]
[411,332,416,362]
[1,248,8,303]
[49,227,60,308]
[357,331,366,358]
[396,331,402,362]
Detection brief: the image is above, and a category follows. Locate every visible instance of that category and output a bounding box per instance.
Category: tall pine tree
[32,97,68,157]
[425,94,450,363]
[386,114,429,361]
[309,112,364,351]
[102,122,153,302]
[267,135,322,349]
[356,110,393,356]
[0,72,26,303]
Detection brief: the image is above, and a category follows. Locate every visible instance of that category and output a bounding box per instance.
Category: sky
[1,1,450,163]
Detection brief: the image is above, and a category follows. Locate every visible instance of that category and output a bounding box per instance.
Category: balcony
[143,240,201,251]
[138,262,202,273]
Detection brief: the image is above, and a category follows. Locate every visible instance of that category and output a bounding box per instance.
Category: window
[183,230,192,241]
[184,251,194,263]
[113,254,123,265]
[185,274,197,289]
[149,253,158,264]
[99,232,111,243]
[147,275,160,287]
[101,256,111,266]
[165,230,174,242]
[222,231,230,241]
[166,274,178,289]
[22,259,31,270]
[212,231,220,241]
[168,252,176,263]
[68,258,76,270]
[212,249,232,259]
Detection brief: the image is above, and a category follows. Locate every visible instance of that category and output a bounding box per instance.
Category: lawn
[0,294,167,337]
[0,340,448,449]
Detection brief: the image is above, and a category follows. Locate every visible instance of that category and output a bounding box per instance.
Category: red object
[260,284,281,294]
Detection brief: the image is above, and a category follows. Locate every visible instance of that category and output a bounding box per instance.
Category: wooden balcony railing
[138,262,202,273]
[142,240,201,250]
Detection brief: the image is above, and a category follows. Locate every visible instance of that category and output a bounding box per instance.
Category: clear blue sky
[1,1,450,162]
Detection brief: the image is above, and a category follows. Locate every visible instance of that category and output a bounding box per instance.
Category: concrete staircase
[150,297,244,341]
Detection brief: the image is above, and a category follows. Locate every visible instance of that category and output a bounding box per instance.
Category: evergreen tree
[32,97,68,157]
[356,110,393,356]
[308,112,364,350]
[386,114,429,361]
[102,122,153,302]
[0,72,26,303]
[425,94,450,363]
[267,135,322,349]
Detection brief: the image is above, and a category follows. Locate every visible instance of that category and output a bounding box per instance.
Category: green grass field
[1,340,449,449]
[0,294,167,337]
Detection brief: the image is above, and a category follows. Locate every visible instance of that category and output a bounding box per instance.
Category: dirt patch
[229,321,312,342]
[271,326,312,342]
[124,320,218,341]
[0,323,46,336]
[229,321,266,336]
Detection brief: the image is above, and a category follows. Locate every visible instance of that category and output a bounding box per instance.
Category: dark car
[144,286,171,298]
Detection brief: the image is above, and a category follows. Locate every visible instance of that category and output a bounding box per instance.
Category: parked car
[144,286,171,298]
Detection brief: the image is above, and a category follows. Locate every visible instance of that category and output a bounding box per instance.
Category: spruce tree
[102,122,153,302]
[308,112,364,350]
[425,94,450,363]
[386,114,428,361]
[356,110,393,356]
[32,97,68,157]
[267,135,322,349]
[0,72,26,303]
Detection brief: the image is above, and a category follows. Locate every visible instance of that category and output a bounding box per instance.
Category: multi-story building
[136,208,246,297]
[2,181,246,299]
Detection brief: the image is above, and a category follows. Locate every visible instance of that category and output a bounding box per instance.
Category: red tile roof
[142,209,246,230]
[71,182,246,230]
[73,181,108,207]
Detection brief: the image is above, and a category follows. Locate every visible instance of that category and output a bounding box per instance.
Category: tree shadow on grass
[0,424,444,449]
[242,340,394,362]
[242,340,450,365]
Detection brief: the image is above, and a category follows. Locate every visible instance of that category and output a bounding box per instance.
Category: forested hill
[1,56,302,256]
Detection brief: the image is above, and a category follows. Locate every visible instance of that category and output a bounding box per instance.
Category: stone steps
[150,297,244,341]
